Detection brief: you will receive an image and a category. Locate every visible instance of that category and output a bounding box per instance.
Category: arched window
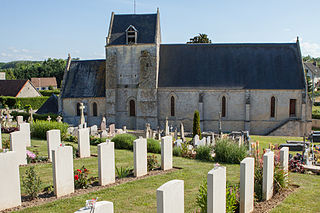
[221,96,226,117]
[270,96,275,118]
[76,103,80,116]
[170,96,175,116]
[92,102,98,117]
[129,100,136,116]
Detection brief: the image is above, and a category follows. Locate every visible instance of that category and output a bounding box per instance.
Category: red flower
[74,175,79,180]
[84,168,88,172]
[77,169,82,173]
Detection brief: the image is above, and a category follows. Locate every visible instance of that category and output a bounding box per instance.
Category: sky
[0,0,319,62]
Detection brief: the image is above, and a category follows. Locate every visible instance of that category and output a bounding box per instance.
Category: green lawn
[1,134,320,212]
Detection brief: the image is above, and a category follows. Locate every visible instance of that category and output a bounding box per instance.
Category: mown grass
[1,134,320,212]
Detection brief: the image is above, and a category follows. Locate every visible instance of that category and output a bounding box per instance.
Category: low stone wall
[268,120,312,137]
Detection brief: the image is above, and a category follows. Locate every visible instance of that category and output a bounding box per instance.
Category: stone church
[59,9,312,136]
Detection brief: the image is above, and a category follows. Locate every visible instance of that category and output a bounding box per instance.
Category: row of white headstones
[0,124,174,212]
[0,122,289,213]
[75,148,289,213]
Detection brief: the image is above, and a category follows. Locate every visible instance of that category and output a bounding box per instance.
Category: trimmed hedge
[195,146,213,161]
[111,134,162,154]
[0,96,49,109]
[39,89,60,96]
[10,111,58,121]
[31,120,68,140]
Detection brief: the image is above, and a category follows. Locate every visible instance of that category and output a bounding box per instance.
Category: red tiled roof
[31,77,57,88]
[0,80,28,97]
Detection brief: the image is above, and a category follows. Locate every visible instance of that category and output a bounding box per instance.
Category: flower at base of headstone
[214,163,220,168]
[26,150,36,159]
[74,175,79,180]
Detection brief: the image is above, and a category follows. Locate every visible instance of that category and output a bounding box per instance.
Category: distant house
[304,62,320,88]
[31,77,57,90]
[0,80,41,97]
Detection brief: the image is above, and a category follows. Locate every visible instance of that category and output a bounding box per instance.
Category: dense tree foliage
[193,110,201,139]
[0,58,66,87]
[187,33,212,44]
[303,55,320,64]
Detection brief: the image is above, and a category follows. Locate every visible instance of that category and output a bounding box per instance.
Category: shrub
[74,166,96,189]
[90,136,103,146]
[147,138,161,154]
[173,146,182,157]
[64,135,77,143]
[31,120,68,139]
[116,166,133,178]
[2,139,10,149]
[274,166,288,193]
[193,110,201,139]
[22,166,42,200]
[147,155,160,171]
[196,179,207,213]
[0,96,49,109]
[10,111,59,122]
[111,134,137,150]
[196,146,213,161]
[214,139,247,164]
[196,178,239,213]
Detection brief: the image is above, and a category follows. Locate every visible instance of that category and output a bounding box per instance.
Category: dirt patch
[253,184,299,213]
[3,167,180,212]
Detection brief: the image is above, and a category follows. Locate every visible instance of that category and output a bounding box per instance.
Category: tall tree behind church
[187,33,212,44]
[193,110,201,139]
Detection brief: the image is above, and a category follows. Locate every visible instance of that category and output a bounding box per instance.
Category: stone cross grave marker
[100,116,107,131]
[56,116,62,123]
[74,201,114,213]
[79,103,85,125]
[47,116,51,122]
[109,124,115,135]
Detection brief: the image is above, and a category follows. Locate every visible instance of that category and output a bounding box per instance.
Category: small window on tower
[126,25,137,44]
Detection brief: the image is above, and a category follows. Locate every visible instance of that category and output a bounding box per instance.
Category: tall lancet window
[126,25,138,44]
[170,96,175,117]
[221,96,226,117]
[270,96,276,118]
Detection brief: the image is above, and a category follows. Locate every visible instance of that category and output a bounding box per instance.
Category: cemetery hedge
[111,134,162,154]
[39,89,60,96]
[0,96,49,109]
[11,111,59,121]
[31,120,68,140]
[195,146,213,161]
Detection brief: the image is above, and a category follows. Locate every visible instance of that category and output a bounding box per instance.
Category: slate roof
[304,62,319,75]
[31,77,57,88]
[36,94,58,114]
[0,80,28,96]
[158,43,305,89]
[60,60,106,98]
[108,13,157,45]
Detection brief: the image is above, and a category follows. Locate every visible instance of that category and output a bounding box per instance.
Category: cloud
[300,41,320,57]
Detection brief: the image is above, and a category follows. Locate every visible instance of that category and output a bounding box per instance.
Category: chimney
[0,72,5,80]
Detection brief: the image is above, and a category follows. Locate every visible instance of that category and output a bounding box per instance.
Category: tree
[187,33,212,44]
[193,110,201,139]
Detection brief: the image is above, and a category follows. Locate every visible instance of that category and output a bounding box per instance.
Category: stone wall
[62,97,106,126]
[17,81,41,97]
[158,88,310,135]
[105,44,159,130]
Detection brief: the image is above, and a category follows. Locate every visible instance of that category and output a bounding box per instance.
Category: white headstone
[19,123,31,147]
[52,146,74,198]
[133,137,147,177]
[206,136,211,146]
[79,103,85,125]
[196,137,206,147]
[211,133,215,146]
[174,139,182,148]
[161,136,173,170]
[74,201,114,213]
[280,147,289,172]
[240,157,255,213]
[263,151,274,201]
[16,116,23,125]
[100,117,107,131]
[10,131,27,165]
[100,130,108,138]
[98,141,115,186]
[157,179,184,213]
[78,128,91,158]
[207,166,226,213]
[193,134,200,146]
[0,151,21,211]
[90,125,98,136]
[47,130,61,162]
[0,123,2,150]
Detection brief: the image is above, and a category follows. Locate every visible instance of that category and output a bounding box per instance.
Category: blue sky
[0,0,319,62]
